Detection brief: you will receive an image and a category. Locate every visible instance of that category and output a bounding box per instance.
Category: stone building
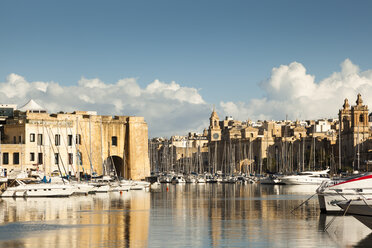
[338,94,371,170]
[206,107,345,175]
[149,133,209,173]
[0,100,150,180]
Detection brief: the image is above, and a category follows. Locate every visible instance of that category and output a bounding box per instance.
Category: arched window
[214,120,217,127]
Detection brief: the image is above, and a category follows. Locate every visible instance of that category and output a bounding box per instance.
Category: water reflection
[0,191,150,248]
[149,184,331,247]
[318,214,372,247]
[0,184,357,247]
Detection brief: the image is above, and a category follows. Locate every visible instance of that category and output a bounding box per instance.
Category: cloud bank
[1,59,371,137]
[220,59,372,121]
[0,74,210,137]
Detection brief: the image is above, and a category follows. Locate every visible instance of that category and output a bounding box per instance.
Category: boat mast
[302,137,305,171]
[100,118,106,176]
[0,131,2,169]
[89,116,93,174]
[313,124,315,170]
[338,121,341,171]
[357,120,360,171]
[76,117,80,182]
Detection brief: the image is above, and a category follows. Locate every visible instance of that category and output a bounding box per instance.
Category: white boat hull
[317,174,372,213]
[1,183,75,197]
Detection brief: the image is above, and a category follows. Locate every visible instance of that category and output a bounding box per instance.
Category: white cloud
[219,59,372,122]
[1,59,371,137]
[0,75,208,137]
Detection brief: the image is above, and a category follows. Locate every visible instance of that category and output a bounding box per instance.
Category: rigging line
[57,121,77,177]
[48,126,69,178]
[64,118,81,176]
[290,193,316,214]
[323,198,354,232]
[47,124,69,177]
[44,125,66,184]
[109,153,120,182]
[79,124,94,174]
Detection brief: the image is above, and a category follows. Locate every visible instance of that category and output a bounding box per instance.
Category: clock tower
[208,109,221,141]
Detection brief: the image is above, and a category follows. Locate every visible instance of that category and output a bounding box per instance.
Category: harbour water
[0,184,370,248]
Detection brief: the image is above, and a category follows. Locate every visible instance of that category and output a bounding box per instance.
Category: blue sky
[1,1,372,136]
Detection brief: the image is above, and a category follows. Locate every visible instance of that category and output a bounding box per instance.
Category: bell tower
[339,98,351,132]
[208,108,221,141]
[351,93,369,145]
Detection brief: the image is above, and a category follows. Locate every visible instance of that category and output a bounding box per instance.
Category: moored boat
[280,169,330,185]
[0,179,75,197]
[317,172,372,213]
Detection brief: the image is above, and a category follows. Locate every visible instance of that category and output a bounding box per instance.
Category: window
[38,153,43,164]
[55,153,59,165]
[68,153,73,165]
[68,135,73,146]
[18,136,22,144]
[76,134,81,145]
[55,134,61,146]
[3,153,9,165]
[13,153,19,165]
[30,133,35,142]
[112,136,118,146]
[37,134,43,145]
[30,152,35,161]
[360,114,364,123]
[13,136,16,144]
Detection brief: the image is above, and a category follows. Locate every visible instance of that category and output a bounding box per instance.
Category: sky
[1,0,372,137]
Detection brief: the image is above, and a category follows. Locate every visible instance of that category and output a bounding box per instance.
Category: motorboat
[171,175,186,184]
[185,175,197,183]
[89,176,113,193]
[196,175,206,183]
[317,173,372,213]
[0,179,75,197]
[336,198,372,216]
[72,182,95,195]
[279,169,331,185]
[205,174,217,183]
[130,180,151,190]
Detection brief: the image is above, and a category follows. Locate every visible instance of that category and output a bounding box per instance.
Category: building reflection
[151,184,322,247]
[0,191,150,248]
[0,184,355,247]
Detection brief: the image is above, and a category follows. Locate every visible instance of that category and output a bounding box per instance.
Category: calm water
[0,184,371,248]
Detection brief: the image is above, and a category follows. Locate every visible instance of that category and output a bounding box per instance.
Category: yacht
[279,169,330,185]
[317,172,372,213]
[0,180,75,197]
